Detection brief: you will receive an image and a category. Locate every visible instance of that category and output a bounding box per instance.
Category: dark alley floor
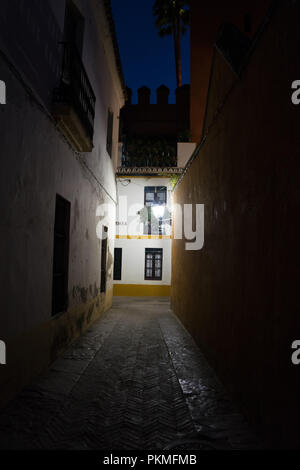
[0,298,258,450]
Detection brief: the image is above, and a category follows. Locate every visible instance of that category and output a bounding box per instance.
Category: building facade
[114,86,195,297]
[0,0,125,406]
[114,176,173,297]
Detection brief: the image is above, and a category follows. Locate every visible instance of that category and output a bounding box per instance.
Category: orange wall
[173,1,300,448]
[190,0,270,143]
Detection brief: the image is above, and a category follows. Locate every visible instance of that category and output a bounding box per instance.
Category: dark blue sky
[111,0,190,104]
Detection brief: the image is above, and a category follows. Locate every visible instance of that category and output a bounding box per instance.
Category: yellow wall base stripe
[116,235,171,240]
[113,284,171,297]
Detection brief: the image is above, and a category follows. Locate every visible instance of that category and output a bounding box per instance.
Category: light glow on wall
[152,205,165,219]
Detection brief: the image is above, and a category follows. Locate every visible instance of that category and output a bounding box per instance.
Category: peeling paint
[80,288,88,304]
[93,283,99,298]
[72,286,88,304]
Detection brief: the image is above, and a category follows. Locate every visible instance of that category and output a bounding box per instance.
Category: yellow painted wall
[116,235,171,240]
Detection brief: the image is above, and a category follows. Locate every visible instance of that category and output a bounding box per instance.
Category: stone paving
[0,297,258,450]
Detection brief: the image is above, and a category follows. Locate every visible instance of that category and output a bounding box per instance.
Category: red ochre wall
[190,0,270,143]
[172,1,300,448]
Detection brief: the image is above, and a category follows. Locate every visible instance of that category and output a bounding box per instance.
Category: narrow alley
[1,0,299,453]
[0,298,255,450]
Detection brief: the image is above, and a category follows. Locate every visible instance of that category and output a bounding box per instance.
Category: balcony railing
[121,138,177,168]
[53,42,96,152]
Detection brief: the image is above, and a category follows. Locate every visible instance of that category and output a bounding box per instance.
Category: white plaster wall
[78,0,124,184]
[0,0,123,199]
[114,177,172,285]
[116,177,173,236]
[0,0,125,340]
[114,239,172,286]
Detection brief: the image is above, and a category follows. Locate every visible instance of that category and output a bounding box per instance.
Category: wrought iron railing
[121,138,177,168]
[54,42,96,143]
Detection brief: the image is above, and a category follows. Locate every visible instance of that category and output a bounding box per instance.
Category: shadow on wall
[172,0,300,449]
[0,0,62,107]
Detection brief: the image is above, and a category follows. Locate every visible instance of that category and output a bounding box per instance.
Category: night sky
[111,0,190,104]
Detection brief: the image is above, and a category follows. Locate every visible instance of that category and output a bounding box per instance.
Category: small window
[52,195,71,315]
[145,248,163,281]
[113,248,122,281]
[144,186,167,207]
[144,186,167,235]
[145,191,155,204]
[100,227,108,293]
[106,110,114,158]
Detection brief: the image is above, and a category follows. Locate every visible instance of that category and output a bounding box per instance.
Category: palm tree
[153,0,190,88]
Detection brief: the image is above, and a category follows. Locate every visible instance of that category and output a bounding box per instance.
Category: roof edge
[103,0,127,99]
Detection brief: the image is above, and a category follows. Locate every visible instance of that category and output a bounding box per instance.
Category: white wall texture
[116,177,173,236]
[0,0,125,340]
[114,238,172,286]
[114,177,172,286]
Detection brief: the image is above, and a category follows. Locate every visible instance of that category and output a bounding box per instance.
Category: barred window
[145,248,163,281]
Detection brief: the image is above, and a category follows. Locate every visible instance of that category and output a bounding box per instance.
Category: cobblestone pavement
[0,298,258,450]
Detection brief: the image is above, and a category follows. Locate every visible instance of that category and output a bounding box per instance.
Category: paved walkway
[0,298,257,450]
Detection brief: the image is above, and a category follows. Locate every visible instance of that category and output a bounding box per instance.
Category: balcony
[116,138,196,176]
[117,137,183,176]
[53,43,96,152]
